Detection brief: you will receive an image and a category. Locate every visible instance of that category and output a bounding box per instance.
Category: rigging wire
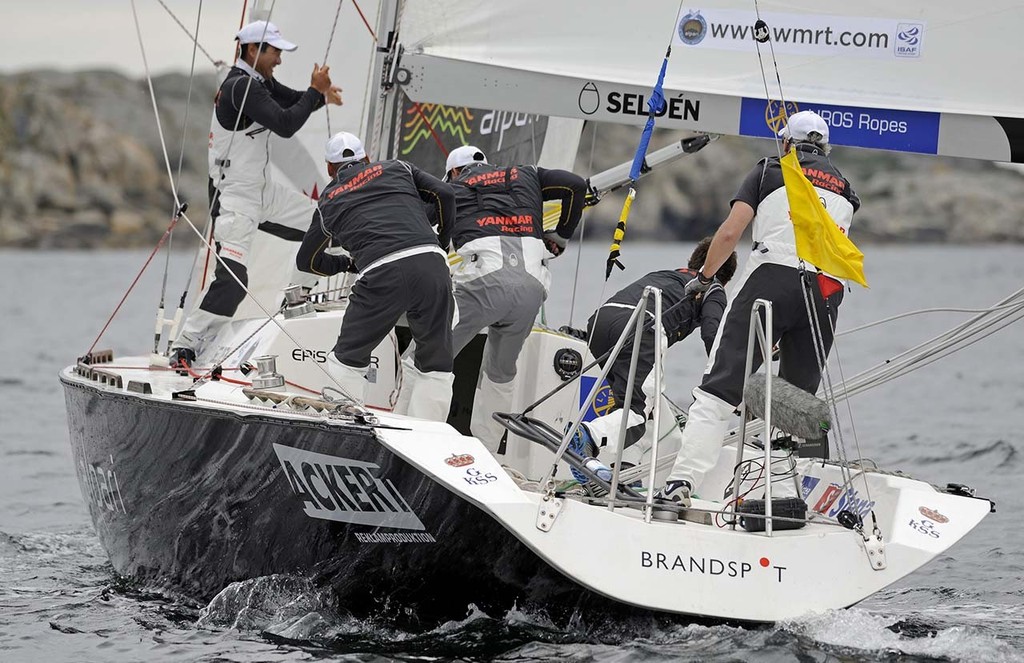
[157,0,206,332]
[351,0,378,42]
[751,0,790,158]
[567,122,599,327]
[84,215,181,358]
[621,287,1024,484]
[322,0,346,135]
[118,0,364,405]
[155,0,221,67]
[131,0,182,209]
[837,301,1024,337]
[748,0,863,500]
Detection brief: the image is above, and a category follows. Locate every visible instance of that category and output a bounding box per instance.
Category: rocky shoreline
[2,69,1022,248]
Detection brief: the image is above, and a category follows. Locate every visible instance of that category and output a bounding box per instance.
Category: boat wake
[191,574,1024,662]
[897,439,1019,469]
[782,607,1022,663]
[2,528,1020,661]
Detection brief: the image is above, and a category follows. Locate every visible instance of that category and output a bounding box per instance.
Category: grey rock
[1,69,1022,248]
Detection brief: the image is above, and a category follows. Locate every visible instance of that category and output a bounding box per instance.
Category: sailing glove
[684,272,714,299]
[543,231,568,257]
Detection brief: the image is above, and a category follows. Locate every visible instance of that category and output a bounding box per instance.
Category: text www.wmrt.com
[676,9,923,59]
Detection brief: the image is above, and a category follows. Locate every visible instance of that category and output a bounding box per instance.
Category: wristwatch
[697,271,714,285]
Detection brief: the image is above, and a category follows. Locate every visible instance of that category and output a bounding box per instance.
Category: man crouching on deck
[295,132,456,421]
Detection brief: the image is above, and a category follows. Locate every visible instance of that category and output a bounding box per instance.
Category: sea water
[1,244,1022,662]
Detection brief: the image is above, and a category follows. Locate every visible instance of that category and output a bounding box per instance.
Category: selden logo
[578,82,600,115]
[273,443,425,530]
[894,23,923,58]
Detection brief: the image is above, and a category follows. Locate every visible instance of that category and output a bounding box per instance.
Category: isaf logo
[894,23,923,58]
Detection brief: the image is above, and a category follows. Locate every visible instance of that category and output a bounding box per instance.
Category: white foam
[784,608,1023,663]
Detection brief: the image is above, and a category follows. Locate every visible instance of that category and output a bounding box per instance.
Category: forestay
[397,0,1024,162]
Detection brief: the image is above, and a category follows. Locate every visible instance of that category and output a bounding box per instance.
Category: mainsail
[397,0,1024,162]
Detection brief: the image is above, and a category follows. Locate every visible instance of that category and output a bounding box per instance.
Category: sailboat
[62,0,1018,624]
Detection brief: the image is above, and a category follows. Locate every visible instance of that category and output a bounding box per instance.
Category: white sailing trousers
[394,356,455,422]
[176,180,318,355]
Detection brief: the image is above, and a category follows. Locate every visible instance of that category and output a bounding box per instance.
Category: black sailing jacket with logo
[213,65,324,137]
[296,160,455,276]
[606,268,727,353]
[443,163,587,250]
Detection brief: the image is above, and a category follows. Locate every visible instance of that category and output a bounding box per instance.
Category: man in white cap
[657,109,861,505]
[295,132,457,421]
[171,20,343,368]
[441,146,588,452]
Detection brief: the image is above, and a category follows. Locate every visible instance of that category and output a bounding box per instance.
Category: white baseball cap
[445,145,487,173]
[325,132,366,164]
[236,20,297,52]
[778,110,829,144]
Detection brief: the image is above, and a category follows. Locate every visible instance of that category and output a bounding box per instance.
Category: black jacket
[296,160,455,276]
[733,143,860,212]
[214,65,324,138]
[606,268,727,353]
[443,163,586,250]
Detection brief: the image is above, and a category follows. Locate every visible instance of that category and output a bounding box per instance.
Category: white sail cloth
[398,1,1024,161]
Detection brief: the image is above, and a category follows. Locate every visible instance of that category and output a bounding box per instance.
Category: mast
[367,0,404,160]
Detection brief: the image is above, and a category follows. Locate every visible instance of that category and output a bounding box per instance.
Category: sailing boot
[326,352,369,405]
[470,373,516,454]
[394,356,454,422]
[655,479,692,508]
[566,423,603,485]
[169,347,197,375]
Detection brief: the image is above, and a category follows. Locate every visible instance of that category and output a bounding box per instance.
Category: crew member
[442,146,588,452]
[573,237,737,465]
[296,132,456,421]
[658,110,860,506]
[172,20,342,366]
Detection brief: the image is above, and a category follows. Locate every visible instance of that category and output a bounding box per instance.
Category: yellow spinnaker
[781,150,867,287]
